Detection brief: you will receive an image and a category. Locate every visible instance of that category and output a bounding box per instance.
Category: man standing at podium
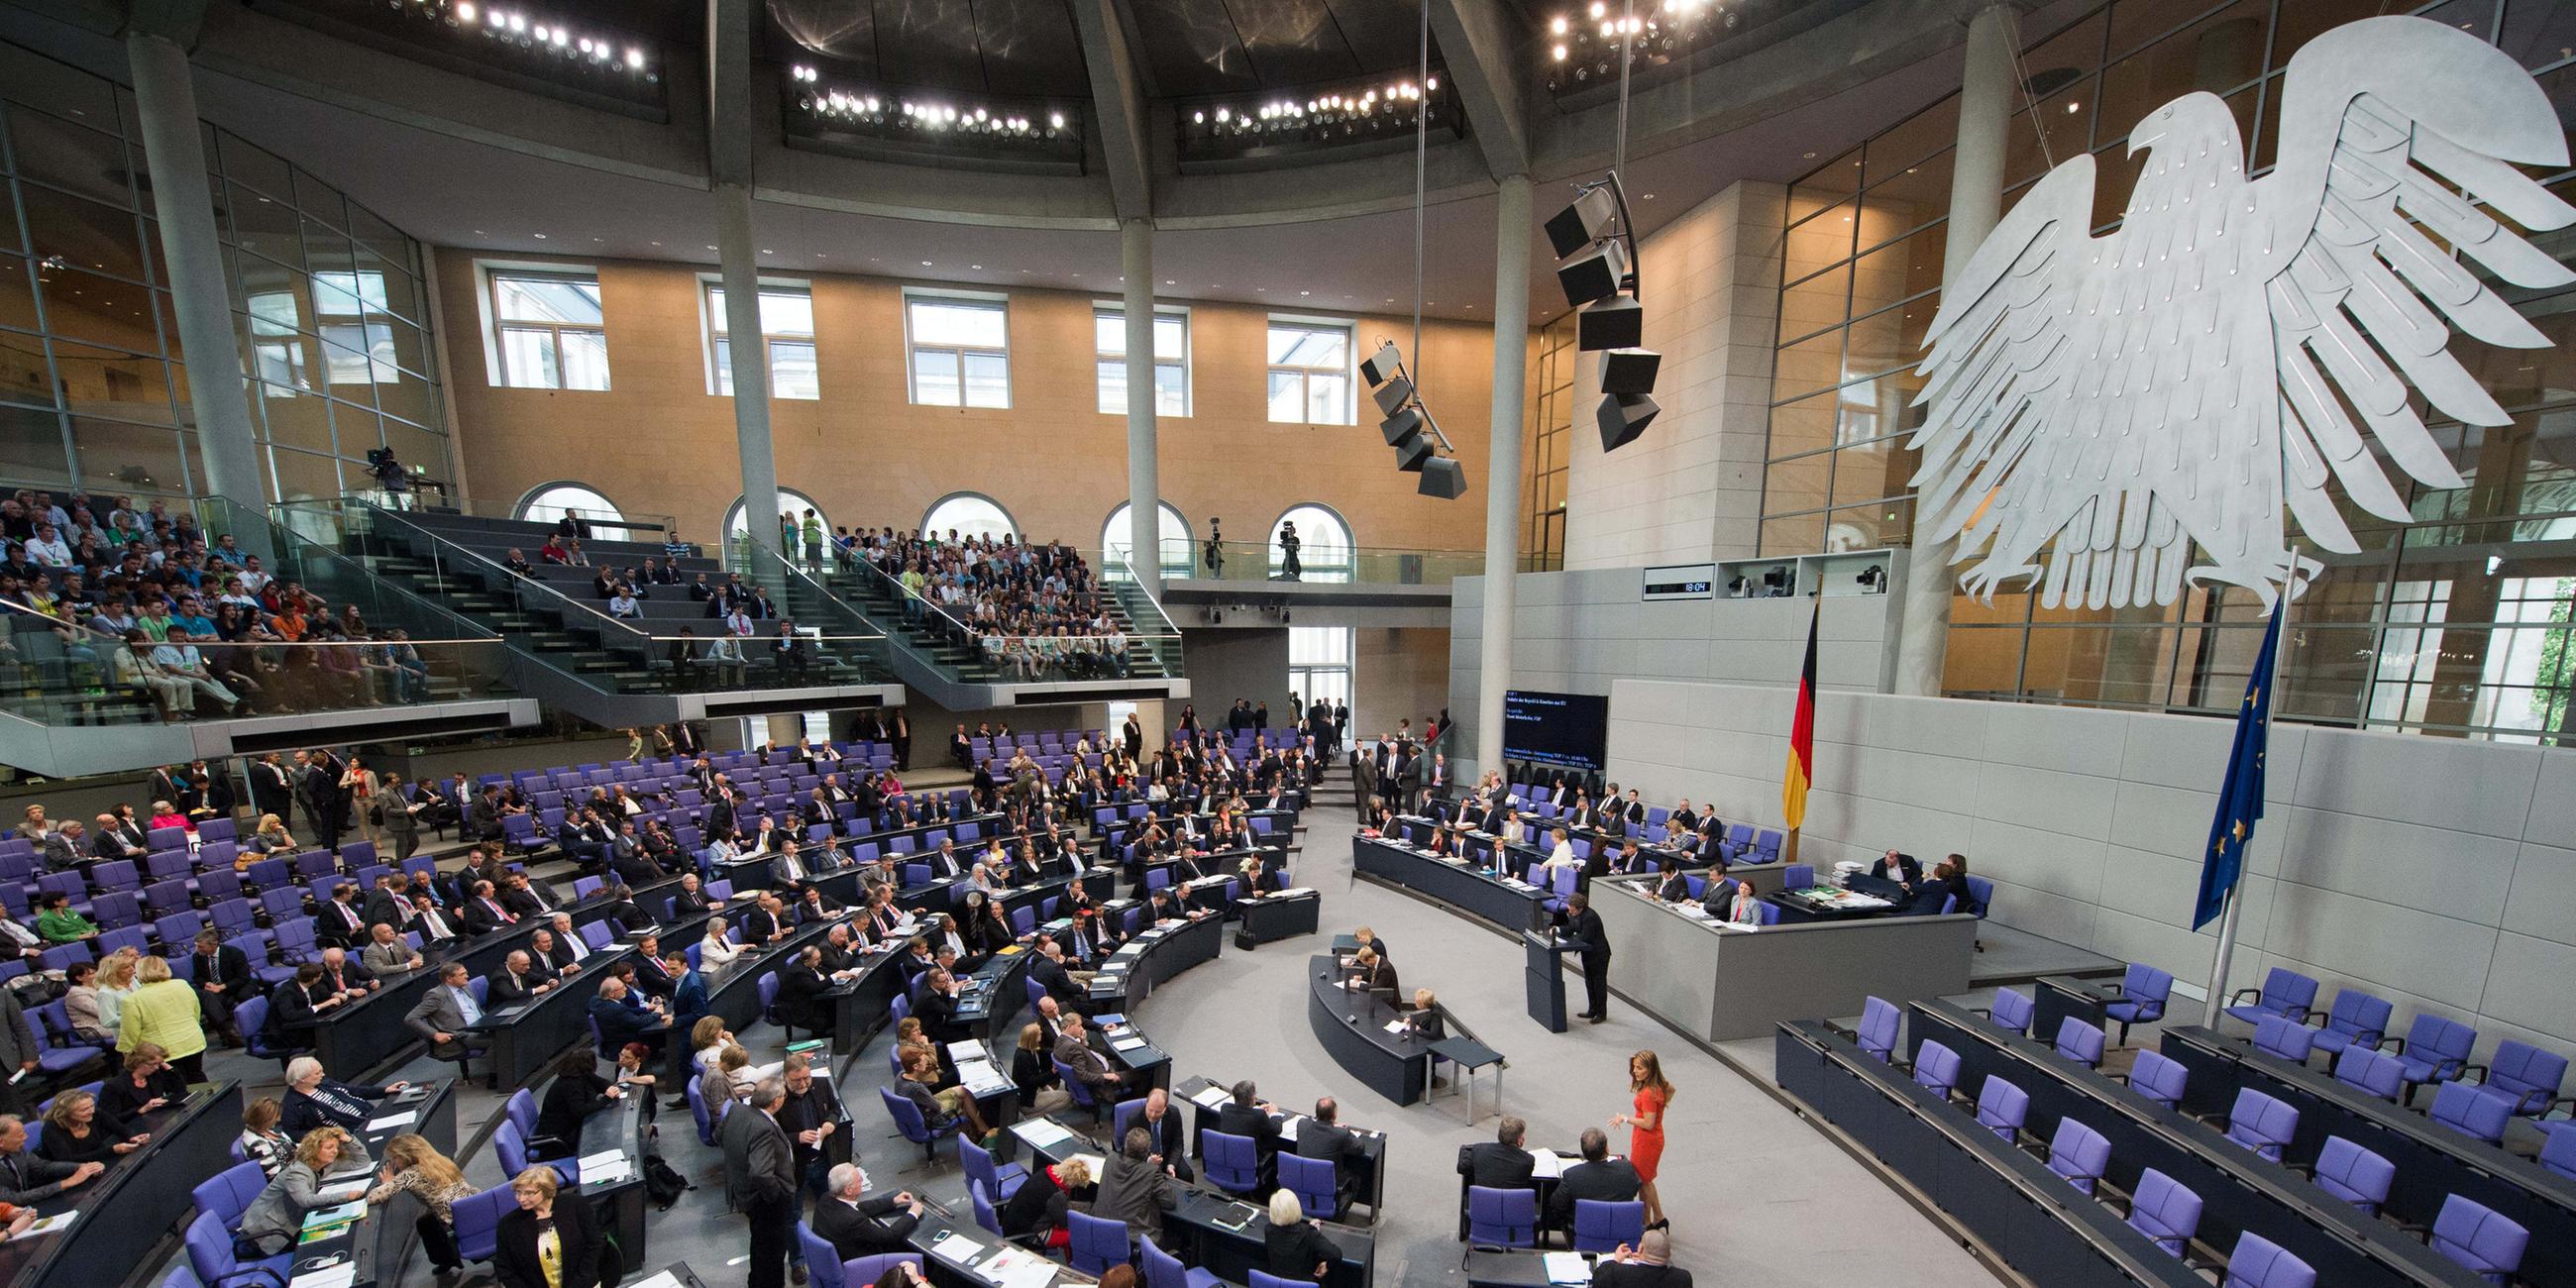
[1556,891,1613,1023]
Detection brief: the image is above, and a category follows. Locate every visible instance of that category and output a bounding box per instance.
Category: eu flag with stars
[2195,610,2284,930]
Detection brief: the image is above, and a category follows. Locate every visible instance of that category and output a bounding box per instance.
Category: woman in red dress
[1611,1049,1675,1228]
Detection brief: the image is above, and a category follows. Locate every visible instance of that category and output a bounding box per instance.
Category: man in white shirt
[23,524,70,568]
[237,558,272,596]
[151,638,240,713]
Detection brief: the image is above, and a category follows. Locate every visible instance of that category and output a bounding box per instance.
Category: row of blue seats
[1857,995,2536,1285]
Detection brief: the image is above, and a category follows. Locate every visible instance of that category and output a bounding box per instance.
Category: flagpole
[2200,567,2297,1026]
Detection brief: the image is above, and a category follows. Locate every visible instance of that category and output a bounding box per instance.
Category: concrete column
[1893,1,2018,696]
[125,29,265,514]
[1122,219,1161,598]
[716,182,780,562]
[1476,174,1534,778]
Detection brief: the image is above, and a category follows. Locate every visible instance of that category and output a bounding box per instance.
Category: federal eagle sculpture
[1908,16,2574,610]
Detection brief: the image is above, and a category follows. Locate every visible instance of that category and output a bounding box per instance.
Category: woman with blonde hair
[101,1040,190,1122]
[35,1088,149,1165]
[716,1043,757,1102]
[1610,1049,1676,1229]
[238,1096,295,1176]
[238,1126,359,1254]
[495,1165,608,1288]
[118,953,209,1081]
[369,1133,476,1276]
[688,1015,732,1085]
[93,950,141,1037]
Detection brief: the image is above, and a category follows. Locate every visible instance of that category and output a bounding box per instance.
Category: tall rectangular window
[1095,306,1189,416]
[907,294,1011,408]
[1266,320,1353,424]
[313,270,399,386]
[707,283,819,399]
[488,269,608,390]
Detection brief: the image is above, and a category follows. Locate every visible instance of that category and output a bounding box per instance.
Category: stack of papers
[365,1110,417,1131]
[1188,1085,1231,1111]
[629,1273,684,1288]
[930,1233,985,1262]
[1530,1148,1568,1180]
[19,1211,75,1238]
[288,1261,356,1288]
[578,1149,631,1184]
[1544,1252,1594,1284]
[1109,1036,1149,1054]
[1016,1119,1076,1149]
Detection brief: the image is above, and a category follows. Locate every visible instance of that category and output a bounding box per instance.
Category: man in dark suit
[912,968,969,1043]
[671,873,717,916]
[456,880,515,936]
[186,927,257,1045]
[775,946,833,1037]
[721,1078,802,1288]
[588,975,662,1049]
[1555,891,1613,1023]
[1294,1096,1367,1211]
[1346,946,1397,997]
[316,883,368,949]
[777,1052,843,1195]
[1458,1116,1538,1192]
[813,1161,921,1260]
[1592,1231,1690,1288]
[1028,940,1086,1010]
[1215,1079,1283,1159]
[486,950,554,1005]
[1053,1012,1135,1101]
[1547,1127,1644,1233]
[299,750,345,852]
[267,963,341,1044]
[1871,848,1923,891]
[499,872,562,920]
[1130,1086,1193,1182]
[248,752,295,830]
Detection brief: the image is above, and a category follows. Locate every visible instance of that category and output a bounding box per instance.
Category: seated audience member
[1548,1127,1644,1232]
[495,1166,609,1288]
[238,1127,362,1255]
[1459,1115,1538,1190]
[35,1089,148,1165]
[1592,1230,1691,1288]
[237,1096,296,1176]
[813,1161,923,1260]
[281,1055,408,1138]
[892,1047,997,1146]
[1264,1190,1342,1283]
[536,1046,624,1142]
[998,1155,1091,1249]
[99,1040,189,1122]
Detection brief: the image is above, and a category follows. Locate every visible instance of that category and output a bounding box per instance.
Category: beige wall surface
[434,252,1508,557]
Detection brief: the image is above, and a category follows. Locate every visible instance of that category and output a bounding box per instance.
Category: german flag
[1781,598,1819,831]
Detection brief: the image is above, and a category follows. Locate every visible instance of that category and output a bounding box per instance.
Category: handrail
[197,495,506,647]
[0,595,124,644]
[1113,555,1185,638]
[353,500,666,653]
[339,490,685,545]
[843,550,990,644]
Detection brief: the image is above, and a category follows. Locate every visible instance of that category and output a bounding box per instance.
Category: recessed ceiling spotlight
[625,48,644,68]
[971,265,983,270]
[473,229,485,235]
[1642,192,1656,199]
[1802,151,1816,160]
[1163,279,1174,285]
[531,232,547,239]
[921,260,933,267]
[1299,290,1310,296]
[760,249,772,255]
[650,240,661,246]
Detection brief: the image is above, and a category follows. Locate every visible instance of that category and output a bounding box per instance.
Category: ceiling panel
[1128,0,1262,97]
[872,0,990,93]
[1322,0,1434,75]
[973,1,1090,97]
[768,0,1089,97]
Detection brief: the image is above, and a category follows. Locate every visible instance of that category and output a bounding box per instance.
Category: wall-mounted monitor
[1503,690,1609,772]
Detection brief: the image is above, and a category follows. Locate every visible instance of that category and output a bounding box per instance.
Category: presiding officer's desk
[0,1080,243,1288]
[1305,952,1438,1106]
[1174,1075,1388,1215]
[1350,833,1547,933]
[1774,1020,2205,1288]
[1008,1112,1374,1288]
[2160,1023,2576,1288]
[1905,1001,2486,1288]
[1590,874,1975,1042]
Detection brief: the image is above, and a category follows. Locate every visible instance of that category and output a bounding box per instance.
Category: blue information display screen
[1502,690,1609,772]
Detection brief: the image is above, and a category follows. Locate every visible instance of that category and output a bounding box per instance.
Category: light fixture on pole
[1363,339,1470,499]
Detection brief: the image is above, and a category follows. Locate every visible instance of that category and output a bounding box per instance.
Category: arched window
[723,487,831,567]
[1103,501,1191,583]
[1271,503,1353,583]
[514,482,625,532]
[921,492,1019,545]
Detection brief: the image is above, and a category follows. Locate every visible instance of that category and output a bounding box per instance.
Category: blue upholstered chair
[2121,1049,2190,1112]
[2043,1119,2110,1195]
[1202,1129,1261,1196]
[1984,988,2034,1037]
[2221,1233,2317,1288]
[2223,969,2318,1029]
[2306,989,2393,1062]
[1973,1076,2028,1142]
[2121,1168,2201,1257]
[2102,963,2172,1046]
[1855,997,1900,1063]
[2332,1046,2405,1103]
[2252,1015,2315,1066]
[2427,1194,2528,1284]
[1570,1199,1645,1254]
[2054,1017,2106,1071]
[2304,1136,2395,1216]
[1911,1040,1963,1102]
[1465,1185,1539,1247]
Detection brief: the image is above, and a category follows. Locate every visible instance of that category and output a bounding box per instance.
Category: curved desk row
[2159,1023,2576,1288]
[1005,1112,1373,1288]
[0,1081,246,1288]
[1087,910,1227,1013]
[1906,1000,2482,1288]
[1306,953,1439,1106]
[1349,834,1547,933]
[1174,1075,1389,1215]
[1774,1021,2202,1288]
[313,874,694,1079]
[711,811,1012,892]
